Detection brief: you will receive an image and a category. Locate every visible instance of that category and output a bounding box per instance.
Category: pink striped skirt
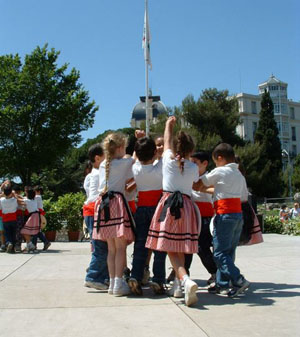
[92,192,135,243]
[20,212,40,236]
[145,192,201,253]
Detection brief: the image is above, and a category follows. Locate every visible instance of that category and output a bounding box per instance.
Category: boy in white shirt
[200,143,250,297]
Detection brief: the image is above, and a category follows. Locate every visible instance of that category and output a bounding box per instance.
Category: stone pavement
[0,234,299,337]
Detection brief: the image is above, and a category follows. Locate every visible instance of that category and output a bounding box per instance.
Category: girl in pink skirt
[21,186,40,253]
[92,132,135,296]
[145,116,201,306]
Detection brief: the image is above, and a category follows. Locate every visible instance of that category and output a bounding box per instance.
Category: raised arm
[164,116,176,151]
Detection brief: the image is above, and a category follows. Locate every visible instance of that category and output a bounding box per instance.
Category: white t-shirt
[201,163,247,202]
[35,195,44,210]
[290,208,300,218]
[83,173,92,198]
[24,198,39,213]
[0,197,18,214]
[99,157,134,194]
[191,173,213,203]
[132,159,163,192]
[85,168,100,204]
[162,149,199,196]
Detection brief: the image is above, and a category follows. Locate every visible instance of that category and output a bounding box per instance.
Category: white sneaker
[113,280,130,296]
[168,278,183,298]
[184,279,198,307]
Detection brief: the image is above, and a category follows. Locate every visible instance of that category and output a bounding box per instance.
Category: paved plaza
[0,234,299,337]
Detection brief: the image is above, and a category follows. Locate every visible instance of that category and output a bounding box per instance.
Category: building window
[292,145,297,156]
[290,107,295,119]
[251,101,257,114]
[274,104,280,114]
[252,122,257,139]
[292,127,296,141]
[277,122,281,132]
[282,123,289,133]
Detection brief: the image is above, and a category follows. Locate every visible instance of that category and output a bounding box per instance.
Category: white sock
[109,278,114,288]
[182,274,190,286]
[114,277,122,287]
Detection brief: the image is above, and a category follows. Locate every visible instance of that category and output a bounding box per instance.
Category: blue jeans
[213,213,243,289]
[84,216,94,238]
[131,206,166,283]
[85,214,109,284]
[3,221,17,246]
[32,231,48,246]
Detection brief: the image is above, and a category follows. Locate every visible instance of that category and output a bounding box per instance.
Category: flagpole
[145,0,150,137]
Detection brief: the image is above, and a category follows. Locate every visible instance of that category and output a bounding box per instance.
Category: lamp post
[282,149,292,198]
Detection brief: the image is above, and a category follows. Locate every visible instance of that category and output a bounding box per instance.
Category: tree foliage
[253,90,283,197]
[0,45,98,184]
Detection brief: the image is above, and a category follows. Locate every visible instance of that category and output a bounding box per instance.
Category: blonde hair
[102,132,127,193]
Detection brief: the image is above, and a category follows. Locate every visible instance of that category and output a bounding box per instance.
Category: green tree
[292,154,300,193]
[0,45,97,185]
[254,90,283,197]
[182,89,244,146]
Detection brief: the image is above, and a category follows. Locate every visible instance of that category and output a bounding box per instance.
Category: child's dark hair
[88,143,104,163]
[3,184,12,196]
[83,161,93,176]
[235,155,246,176]
[212,143,235,162]
[26,186,36,200]
[174,131,195,173]
[134,137,156,162]
[191,151,210,163]
[34,185,43,194]
[14,185,22,194]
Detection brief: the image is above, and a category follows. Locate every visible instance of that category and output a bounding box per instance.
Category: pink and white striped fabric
[20,212,40,236]
[92,193,135,243]
[145,192,201,253]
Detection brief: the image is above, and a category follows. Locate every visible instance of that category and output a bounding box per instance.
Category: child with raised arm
[93,132,135,296]
[200,143,250,297]
[145,117,201,307]
[128,137,166,296]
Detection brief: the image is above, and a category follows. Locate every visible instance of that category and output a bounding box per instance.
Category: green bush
[42,198,63,232]
[263,215,284,234]
[55,192,86,231]
[282,220,300,236]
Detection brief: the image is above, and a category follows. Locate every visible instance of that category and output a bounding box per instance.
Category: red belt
[214,198,242,214]
[83,202,95,216]
[128,200,137,214]
[138,190,162,207]
[195,202,214,217]
[2,212,17,222]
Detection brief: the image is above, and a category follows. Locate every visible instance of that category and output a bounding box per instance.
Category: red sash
[1,212,17,222]
[195,202,215,217]
[83,202,95,217]
[137,190,163,207]
[128,200,137,214]
[214,198,242,214]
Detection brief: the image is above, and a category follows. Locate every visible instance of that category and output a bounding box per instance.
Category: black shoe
[166,268,175,283]
[150,281,166,295]
[208,285,230,295]
[123,267,131,282]
[128,278,143,296]
[227,278,250,297]
[43,242,51,251]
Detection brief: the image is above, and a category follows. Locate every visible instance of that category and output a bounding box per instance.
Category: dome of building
[132,96,167,121]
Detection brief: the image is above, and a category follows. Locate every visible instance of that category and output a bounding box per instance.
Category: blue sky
[0,0,299,144]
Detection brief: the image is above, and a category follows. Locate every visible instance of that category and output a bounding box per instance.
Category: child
[84,144,109,291]
[190,151,217,284]
[0,183,24,253]
[128,137,167,296]
[279,205,289,223]
[32,186,51,250]
[21,186,41,253]
[83,160,93,200]
[145,117,201,307]
[92,132,135,296]
[200,143,250,297]
[14,186,25,252]
[290,203,300,219]
[0,214,5,251]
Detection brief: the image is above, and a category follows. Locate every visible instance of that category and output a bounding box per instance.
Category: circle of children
[0,184,50,253]
[83,116,263,307]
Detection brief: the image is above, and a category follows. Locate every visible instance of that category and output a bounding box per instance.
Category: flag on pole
[142,1,152,70]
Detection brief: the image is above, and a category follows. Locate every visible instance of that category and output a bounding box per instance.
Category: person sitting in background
[279,205,289,223]
[289,203,300,219]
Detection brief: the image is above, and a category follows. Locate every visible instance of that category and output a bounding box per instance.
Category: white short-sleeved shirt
[191,172,213,203]
[162,149,199,196]
[201,163,247,202]
[132,159,163,192]
[0,197,18,214]
[99,157,134,194]
[24,198,39,213]
[35,195,44,210]
[83,173,92,198]
[85,168,100,204]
